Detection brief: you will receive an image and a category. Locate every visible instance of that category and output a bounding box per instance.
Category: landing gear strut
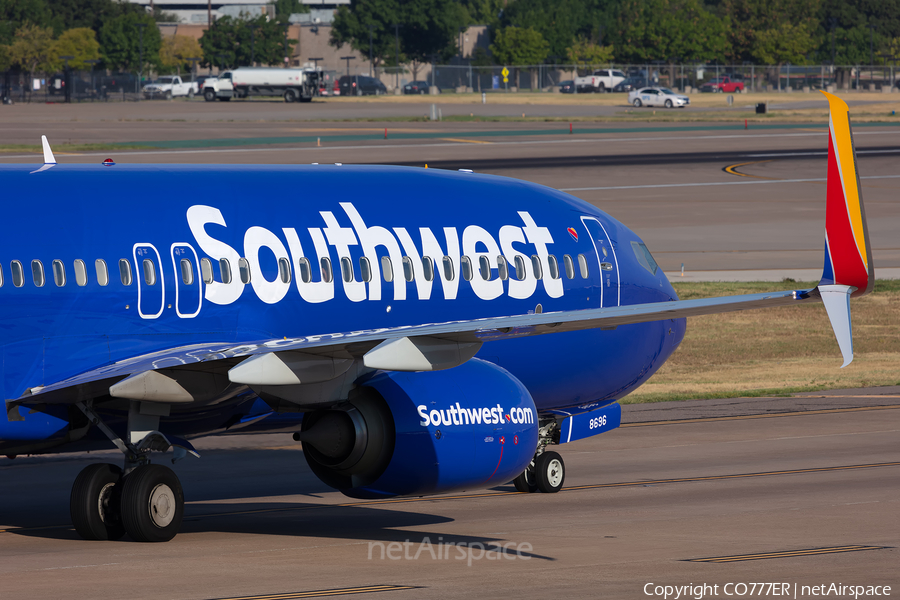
[69,400,197,542]
[512,421,565,493]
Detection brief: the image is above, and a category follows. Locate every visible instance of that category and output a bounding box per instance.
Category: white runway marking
[560,174,900,192]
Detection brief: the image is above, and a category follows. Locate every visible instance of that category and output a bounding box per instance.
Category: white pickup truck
[142,76,199,100]
[573,68,627,93]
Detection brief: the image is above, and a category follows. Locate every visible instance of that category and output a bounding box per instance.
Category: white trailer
[203,67,321,103]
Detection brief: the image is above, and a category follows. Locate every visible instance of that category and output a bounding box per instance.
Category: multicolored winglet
[818,91,874,367]
[819,91,874,296]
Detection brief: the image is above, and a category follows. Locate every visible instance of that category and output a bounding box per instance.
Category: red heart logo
[567,227,578,241]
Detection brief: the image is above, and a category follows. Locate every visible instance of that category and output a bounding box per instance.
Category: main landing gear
[70,401,196,542]
[512,422,565,494]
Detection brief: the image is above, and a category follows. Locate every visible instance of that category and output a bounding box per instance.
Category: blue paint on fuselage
[0,163,683,446]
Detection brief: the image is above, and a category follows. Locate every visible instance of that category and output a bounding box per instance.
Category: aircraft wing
[11,285,821,407]
[8,92,871,409]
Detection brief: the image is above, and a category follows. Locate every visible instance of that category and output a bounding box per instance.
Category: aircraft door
[580,217,620,307]
[171,243,202,318]
[134,243,165,319]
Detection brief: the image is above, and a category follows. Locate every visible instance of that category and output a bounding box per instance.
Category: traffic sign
[501,66,509,83]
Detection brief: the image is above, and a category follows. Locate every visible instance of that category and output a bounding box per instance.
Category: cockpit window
[631,241,659,275]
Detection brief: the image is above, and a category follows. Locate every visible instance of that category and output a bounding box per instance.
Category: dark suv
[338,75,387,96]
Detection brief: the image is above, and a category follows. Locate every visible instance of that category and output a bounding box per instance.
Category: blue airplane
[1,93,872,542]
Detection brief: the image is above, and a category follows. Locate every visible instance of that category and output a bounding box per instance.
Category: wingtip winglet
[819,285,854,367]
[41,135,56,165]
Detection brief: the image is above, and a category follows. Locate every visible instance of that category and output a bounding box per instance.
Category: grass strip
[623,279,900,404]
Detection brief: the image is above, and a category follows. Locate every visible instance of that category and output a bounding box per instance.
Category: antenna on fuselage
[31,136,57,174]
[41,135,56,164]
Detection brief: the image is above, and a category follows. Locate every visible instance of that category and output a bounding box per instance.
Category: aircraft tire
[70,463,126,541]
[534,451,565,493]
[512,465,538,493]
[120,464,184,542]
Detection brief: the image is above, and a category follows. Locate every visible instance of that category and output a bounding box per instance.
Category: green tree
[331,0,465,84]
[8,24,55,96]
[160,34,203,75]
[719,0,822,62]
[0,0,52,45]
[270,0,309,19]
[609,0,729,63]
[99,12,161,73]
[460,0,504,28]
[566,36,614,66]
[752,21,817,64]
[52,27,101,70]
[331,0,402,73]
[199,15,296,69]
[44,0,144,37]
[502,0,602,61]
[490,26,549,89]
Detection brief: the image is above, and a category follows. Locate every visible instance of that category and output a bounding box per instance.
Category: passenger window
[278,257,291,284]
[563,254,575,279]
[548,254,560,279]
[180,259,194,285]
[11,261,24,288]
[531,255,543,280]
[578,254,589,278]
[422,256,434,282]
[219,258,232,284]
[359,257,372,282]
[460,256,473,281]
[238,258,251,284]
[497,255,508,280]
[340,257,353,283]
[200,258,214,284]
[402,256,414,282]
[478,255,491,280]
[381,256,393,282]
[297,257,312,283]
[32,260,45,287]
[74,259,87,286]
[442,256,454,281]
[142,259,157,286]
[95,259,109,286]
[0,263,4,287]
[119,259,132,286]
[320,257,333,283]
[513,256,527,281]
[52,259,66,287]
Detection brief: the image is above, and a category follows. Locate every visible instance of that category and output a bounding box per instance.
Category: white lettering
[321,211,366,302]
[519,211,563,298]
[342,203,406,301]
[186,205,244,305]
[462,225,503,300]
[420,227,460,300]
[499,225,536,300]
[283,227,333,303]
[244,226,290,305]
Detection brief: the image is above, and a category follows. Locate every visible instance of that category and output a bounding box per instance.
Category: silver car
[628,87,690,108]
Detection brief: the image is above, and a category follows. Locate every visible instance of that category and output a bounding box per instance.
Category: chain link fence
[3,63,897,102]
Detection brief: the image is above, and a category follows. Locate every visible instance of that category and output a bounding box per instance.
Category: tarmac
[0,99,897,599]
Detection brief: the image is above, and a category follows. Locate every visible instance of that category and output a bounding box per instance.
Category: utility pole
[137,22,147,99]
[393,23,400,90]
[368,24,374,77]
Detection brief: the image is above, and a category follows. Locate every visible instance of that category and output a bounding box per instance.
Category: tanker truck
[203,67,321,103]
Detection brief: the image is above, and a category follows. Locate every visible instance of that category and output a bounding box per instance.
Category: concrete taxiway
[0,101,897,599]
[0,391,897,600]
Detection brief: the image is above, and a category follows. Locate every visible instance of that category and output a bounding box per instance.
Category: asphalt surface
[0,100,897,599]
[1,392,897,600]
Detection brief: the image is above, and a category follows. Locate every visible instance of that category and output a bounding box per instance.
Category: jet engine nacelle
[298,358,539,499]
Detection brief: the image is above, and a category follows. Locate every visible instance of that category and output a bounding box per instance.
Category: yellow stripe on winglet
[820,91,868,268]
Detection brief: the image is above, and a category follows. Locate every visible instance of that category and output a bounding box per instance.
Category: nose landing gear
[512,421,565,493]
